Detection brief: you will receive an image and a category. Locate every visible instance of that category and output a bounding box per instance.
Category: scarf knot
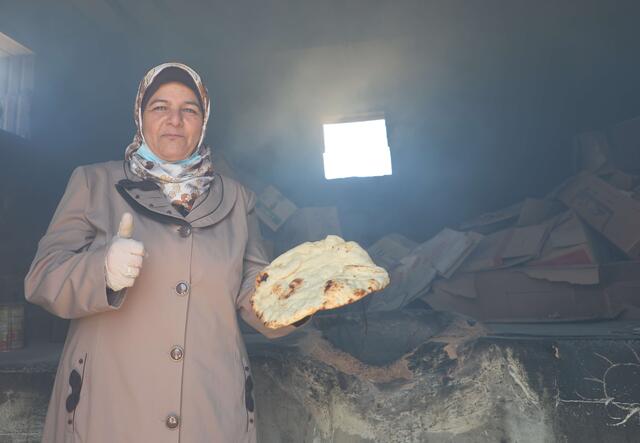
[128,142,214,212]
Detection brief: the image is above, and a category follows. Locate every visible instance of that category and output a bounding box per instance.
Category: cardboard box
[429,272,476,299]
[365,229,483,311]
[521,265,600,285]
[274,206,342,254]
[600,170,639,191]
[368,228,482,312]
[367,254,437,312]
[412,228,483,278]
[572,131,612,174]
[255,185,298,231]
[597,261,640,319]
[261,237,276,262]
[367,233,417,270]
[515,198,564,227]
[526,212,597,267]
[460,222,549,272]
[521,211,619,285]
[459,198,562,235]
[557,173,640,258]
[424,268,620,322]
[610,116,640,172]
[458,201,522,234]
[212,151,239,181]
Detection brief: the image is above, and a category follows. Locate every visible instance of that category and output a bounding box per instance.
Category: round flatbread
[251,235,390,329]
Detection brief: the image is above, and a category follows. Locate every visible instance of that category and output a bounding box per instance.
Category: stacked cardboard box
[254,185,342,258]
[412,127,640,322]
[363,124,640,321]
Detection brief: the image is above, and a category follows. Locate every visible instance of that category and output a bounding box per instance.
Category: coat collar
[118,161,237,228]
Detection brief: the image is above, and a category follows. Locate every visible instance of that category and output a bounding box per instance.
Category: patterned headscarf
[125,63,214,212]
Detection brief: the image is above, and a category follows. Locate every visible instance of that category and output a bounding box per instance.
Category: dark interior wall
[1,2,138,184]
[2,0,640,248]
[137,0,640,243]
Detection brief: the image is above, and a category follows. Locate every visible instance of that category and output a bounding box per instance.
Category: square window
[0,32,34,139]
[322,118,392,180]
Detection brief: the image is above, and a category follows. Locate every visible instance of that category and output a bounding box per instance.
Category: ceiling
[0,31,33,57]
[65,0,431,52]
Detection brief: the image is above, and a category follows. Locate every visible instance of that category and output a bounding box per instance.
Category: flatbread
[251,235,390,329]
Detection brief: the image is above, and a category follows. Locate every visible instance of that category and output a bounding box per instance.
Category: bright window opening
[0,32,34,139]
[322,118,392,180]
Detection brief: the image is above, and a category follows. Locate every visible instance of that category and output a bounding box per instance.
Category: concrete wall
[3,313,640,442]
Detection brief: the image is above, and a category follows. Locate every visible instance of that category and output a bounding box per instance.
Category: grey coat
[25,160,297,442]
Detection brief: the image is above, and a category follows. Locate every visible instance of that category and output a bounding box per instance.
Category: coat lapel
[117,162,237,229]
[186,174,238,228]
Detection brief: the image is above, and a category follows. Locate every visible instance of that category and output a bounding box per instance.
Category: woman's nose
[167,109,183,126]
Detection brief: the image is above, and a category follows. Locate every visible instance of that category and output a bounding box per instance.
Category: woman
[25,62,301,442]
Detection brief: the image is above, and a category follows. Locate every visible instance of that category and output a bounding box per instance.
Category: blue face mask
[137,142,200,166]
[136,143,162,163]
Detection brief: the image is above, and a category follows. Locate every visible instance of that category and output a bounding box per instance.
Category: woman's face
[142,81,204,162]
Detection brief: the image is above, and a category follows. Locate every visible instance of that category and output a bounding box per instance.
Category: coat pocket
[244,373,255,413]
[65,352,88,436]
[240,355,255,431]
[65,369,82,413]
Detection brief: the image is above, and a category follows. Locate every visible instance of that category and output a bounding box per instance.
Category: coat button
[166,414,180,429]
[178,225,192,237]
[170,346,184,361]
[175,281,189,296]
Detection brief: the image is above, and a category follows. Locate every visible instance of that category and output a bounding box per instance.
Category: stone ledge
[2,315,640,442]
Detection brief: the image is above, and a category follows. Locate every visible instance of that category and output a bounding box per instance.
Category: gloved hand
[105,212,145,292]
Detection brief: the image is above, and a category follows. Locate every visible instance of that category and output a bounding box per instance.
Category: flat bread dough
[251,235,390,329]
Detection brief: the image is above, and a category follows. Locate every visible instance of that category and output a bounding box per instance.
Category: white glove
[105,212,145,292]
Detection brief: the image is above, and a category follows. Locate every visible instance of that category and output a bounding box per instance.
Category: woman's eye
[151,105,168,112]
[183,108,199,115]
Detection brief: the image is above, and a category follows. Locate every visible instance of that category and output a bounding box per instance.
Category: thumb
[117,212,134,239]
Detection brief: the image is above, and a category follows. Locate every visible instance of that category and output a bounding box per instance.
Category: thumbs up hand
[105,212,146,292]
